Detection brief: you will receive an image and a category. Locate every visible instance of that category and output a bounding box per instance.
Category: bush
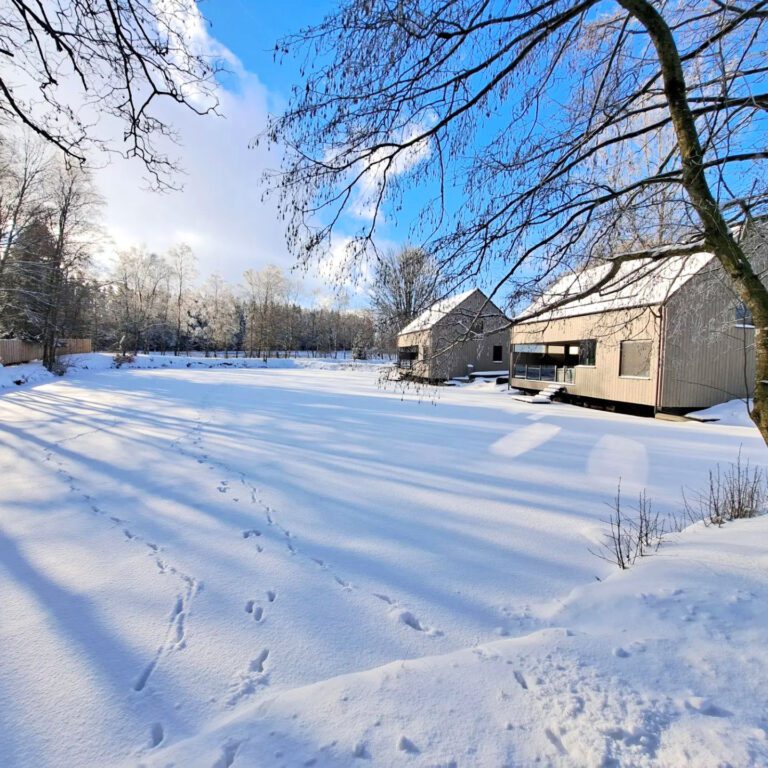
[593,453,767,569]
[113,354,135,368]
[590,483,666,570]
[682,450,766,526]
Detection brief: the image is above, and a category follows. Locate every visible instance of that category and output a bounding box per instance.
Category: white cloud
[350,124,432,221]
[91,9,296,286]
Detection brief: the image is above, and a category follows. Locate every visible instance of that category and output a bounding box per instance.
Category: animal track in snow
[390,608,442,636]
[545,728,568,755]
[227,651,271,706]
[149,722,164,748]
[213,740,240,768]
[250,649,270,673]
[242,529,261,539]
[514,671,528,690]
[334,575,352,590]
[266,590,276,603]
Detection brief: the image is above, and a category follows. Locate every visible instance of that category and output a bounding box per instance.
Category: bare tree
[243,265,289,359]
[0,0,220,187]
[370,246,439,343]
[268,0,768,443]
[40,160,102,368]
[169,243,198,355]
[112,248,172,353]
[0,133,51,299]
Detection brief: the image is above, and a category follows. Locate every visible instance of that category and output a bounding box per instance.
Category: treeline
[104,250,381,358]
[0,133,387,366]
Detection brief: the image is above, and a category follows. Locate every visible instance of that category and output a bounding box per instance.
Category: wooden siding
[509,308,661,406]
[0,338,92,365]
[661,264,755,409]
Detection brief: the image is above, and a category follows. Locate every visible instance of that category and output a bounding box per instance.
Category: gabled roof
[398,288,480,335]
[516,251,715,322]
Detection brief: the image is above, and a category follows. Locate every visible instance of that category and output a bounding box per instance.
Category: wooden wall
[0,338,92,365]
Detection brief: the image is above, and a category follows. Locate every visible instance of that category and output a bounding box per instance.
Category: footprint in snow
[685,697,732,717]
[391,608,442,636]
[373,593,395,605]
[397,736,419,754]
[148,722,164,749]
[242,529,261,539]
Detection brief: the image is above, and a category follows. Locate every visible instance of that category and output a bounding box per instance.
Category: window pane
[578,339,596,366]
[736,302,754,326]
[619,340,652,378]
[492,345,503,362]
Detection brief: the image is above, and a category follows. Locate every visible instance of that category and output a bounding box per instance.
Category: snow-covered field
[1,356,766,767]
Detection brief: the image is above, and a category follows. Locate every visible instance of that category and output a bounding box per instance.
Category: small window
[471,318,484,334]
[578,339,596,366]
[492,345,503,363]
[619,340,652,378]
[736,302,754,327]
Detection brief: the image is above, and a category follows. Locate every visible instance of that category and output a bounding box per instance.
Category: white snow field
[1,356,766,767]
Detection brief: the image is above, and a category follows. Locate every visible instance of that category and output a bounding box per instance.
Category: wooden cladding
[0,338,92,365]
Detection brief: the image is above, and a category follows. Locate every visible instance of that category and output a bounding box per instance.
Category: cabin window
[619,340,652,378]
[578,339,596,366]
[735,302,754,327]
[492,345,503,362]
[397,346,419,369]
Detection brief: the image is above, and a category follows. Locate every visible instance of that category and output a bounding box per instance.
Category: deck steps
[512,382,566,405]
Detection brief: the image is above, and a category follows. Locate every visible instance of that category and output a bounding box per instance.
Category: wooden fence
[0,338,92,365]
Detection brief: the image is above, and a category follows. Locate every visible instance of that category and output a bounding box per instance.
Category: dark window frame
[492,344,503,363]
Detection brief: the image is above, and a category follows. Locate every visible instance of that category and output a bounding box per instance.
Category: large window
[578,339,596,366]
[619,340,652,378]
[492,345,503,362]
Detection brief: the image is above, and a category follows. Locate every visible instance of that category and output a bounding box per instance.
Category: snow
[517,251,715,321]
[398,289,478,334]
[687,398,754,427]
[1,360,766,766]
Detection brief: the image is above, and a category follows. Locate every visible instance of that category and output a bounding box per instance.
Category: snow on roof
[399,289,479,335]
[516,251,715,322]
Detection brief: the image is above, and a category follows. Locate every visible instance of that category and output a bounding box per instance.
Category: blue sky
[202,0,330,93]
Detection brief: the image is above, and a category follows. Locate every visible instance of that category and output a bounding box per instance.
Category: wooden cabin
[509,245,764,414]
[397,289,510,381]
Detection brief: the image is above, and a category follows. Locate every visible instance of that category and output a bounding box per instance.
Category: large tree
[268,0,768,442]
[370,246,439,342]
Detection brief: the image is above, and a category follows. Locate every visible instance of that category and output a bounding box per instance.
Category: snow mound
[687,399,755,428]
[139,517,768,768]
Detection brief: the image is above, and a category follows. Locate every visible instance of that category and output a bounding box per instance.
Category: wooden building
[397,289,510,381]
[509,248,762,414]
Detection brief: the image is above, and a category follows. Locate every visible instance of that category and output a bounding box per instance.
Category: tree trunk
[618,0,768,446]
